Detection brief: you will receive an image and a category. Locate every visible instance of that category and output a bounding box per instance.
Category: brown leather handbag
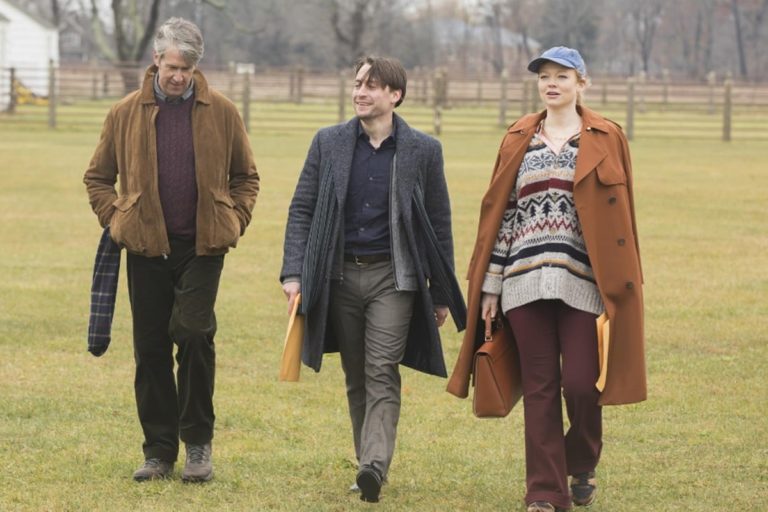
[472,313,522,418]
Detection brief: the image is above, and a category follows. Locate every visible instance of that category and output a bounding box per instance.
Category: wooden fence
[2,62,768,141]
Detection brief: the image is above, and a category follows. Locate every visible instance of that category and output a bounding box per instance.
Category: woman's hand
[481,293,500,321]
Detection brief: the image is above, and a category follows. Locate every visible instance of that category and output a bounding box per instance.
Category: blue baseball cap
[527,46,587,77]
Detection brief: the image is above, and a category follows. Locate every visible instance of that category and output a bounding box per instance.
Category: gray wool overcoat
[280,114,466,377]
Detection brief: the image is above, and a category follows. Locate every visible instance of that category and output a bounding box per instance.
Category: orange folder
[595,313,610,392]
[279,293,303,382]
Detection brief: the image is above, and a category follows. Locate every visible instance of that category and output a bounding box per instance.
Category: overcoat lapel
[332,119,359,204]
[574,108,610,185]
[392,115,420,208]
[573,130,607,186]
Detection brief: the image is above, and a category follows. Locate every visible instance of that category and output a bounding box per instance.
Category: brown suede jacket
[83,66,259,256]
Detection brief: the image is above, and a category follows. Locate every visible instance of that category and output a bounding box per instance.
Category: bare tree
[507,0,534,64]
[485,1,505,75]
[83,0,160,91]
[665,0,716,78]
[629,0,664,74]
[694,1,716,78]
[732,0,768,79]
[330,0,387,68]
[752,0,768,78]
[731,0,749,77]
[536,0,601,63]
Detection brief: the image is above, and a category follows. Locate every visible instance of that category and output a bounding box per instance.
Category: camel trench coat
[447,106,646,407]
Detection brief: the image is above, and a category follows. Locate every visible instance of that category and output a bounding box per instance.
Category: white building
[0,12,8,109]
[0,0,59,110]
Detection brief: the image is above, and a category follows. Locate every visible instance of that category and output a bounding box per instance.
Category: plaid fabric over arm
[87,227,121,356]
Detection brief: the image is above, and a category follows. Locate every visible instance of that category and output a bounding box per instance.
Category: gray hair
[153,17,204,66]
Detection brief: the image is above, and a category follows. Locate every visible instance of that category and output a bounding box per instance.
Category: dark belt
[344,253,391,265]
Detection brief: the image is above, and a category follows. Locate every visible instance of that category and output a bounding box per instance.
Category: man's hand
[434,306,449,328]
[282,281,301,316]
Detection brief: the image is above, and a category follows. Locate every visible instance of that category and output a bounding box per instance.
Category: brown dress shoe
[133,458,173,481]
[181,443,213,483]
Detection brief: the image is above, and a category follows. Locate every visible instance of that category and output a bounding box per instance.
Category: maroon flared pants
[506,300,602,509]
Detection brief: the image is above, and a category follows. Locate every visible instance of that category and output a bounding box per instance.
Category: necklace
[543,120,582,142]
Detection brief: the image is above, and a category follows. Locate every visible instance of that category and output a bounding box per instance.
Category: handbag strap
[484,313,493,342]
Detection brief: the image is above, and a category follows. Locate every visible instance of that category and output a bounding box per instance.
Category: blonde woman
[447,47,646,511]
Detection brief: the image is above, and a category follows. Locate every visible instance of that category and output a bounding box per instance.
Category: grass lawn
[0,105,766,511]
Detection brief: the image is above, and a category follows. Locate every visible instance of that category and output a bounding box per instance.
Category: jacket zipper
[149,104,171,256]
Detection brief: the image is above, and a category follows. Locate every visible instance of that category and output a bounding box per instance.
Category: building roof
[434,18,540,49]
[0,0,57,30]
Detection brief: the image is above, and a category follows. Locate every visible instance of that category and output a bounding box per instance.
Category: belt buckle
[353,255,367,266]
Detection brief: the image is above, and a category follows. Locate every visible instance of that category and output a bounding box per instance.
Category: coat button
[617,238,626,246]
[626,281,634,290]
[608,196,617,205]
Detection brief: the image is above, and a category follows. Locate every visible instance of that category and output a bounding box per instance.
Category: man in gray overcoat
[280,56,465,503]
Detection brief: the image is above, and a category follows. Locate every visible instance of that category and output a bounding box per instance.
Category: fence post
[422,71,429,105]
[433,69,444,136]
[48,59,56,129]
[529,79,539,113]
[295,66,304,104]
[707,71,716,115]
[498,69,508,128]
[102,72,109,97]
[637,71,646,114]
[227,61,236,99]
[521,76,529,116]
[242,69,251,134]
[661,69,669,112]
[433,104,442,136]
[289,68,296,102]
[337,70,346,123]
[601,81,607,106]
[433,68,447,109]
[440,67,449,107]
[413,67,421,102]
[476,75,483,106]
[722,79,732,142]
[8,67,16,113]
[91,73,99,100]
[626,77,635,141]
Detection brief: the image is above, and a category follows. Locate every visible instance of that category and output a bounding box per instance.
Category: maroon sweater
[156,96,197,240]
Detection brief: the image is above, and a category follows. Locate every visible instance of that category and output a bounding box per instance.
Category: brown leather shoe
[181,443,213,483]
[571,471,597,506]
[132,458,173,481]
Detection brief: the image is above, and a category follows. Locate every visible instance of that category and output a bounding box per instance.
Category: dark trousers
[506,300,602,509]
[328,261,416,479]
[126,238,224,462]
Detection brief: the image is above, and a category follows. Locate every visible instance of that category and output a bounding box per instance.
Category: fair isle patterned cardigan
[481,129,604,315]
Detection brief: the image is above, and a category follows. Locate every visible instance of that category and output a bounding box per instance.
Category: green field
[0,105,766,511]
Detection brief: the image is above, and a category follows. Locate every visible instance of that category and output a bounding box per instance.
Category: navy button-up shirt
[344,122,396,256]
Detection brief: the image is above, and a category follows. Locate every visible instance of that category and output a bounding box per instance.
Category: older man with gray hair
[84,17,259,482]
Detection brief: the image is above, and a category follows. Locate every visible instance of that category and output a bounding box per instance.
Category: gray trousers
[329,261,416,478]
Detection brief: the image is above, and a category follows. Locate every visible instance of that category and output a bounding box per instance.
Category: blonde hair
[576,71,591,105]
